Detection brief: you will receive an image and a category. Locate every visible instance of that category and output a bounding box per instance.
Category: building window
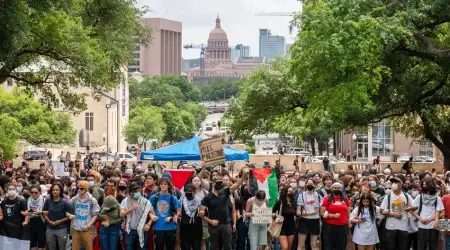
[85,112,94,131]
[372,120,391,157]
[419,140,433,157]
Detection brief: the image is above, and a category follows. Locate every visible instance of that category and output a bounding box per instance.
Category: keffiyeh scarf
[181,195,201,223]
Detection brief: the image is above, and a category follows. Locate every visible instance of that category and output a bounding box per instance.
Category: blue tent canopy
[140,136,249,161]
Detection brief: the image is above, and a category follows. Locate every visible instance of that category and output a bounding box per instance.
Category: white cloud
[136,0,302,59]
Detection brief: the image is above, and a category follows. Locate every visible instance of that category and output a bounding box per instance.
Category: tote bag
[268,203,283,237]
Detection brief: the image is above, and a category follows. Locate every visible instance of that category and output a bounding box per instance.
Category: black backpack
[402,161,409,170]
[418,194,438,216]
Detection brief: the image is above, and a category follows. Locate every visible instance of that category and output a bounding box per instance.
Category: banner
[252,207,272,224]
[164,169,195,190]
[52,162,65,178]
[198,137,225,166]
[438,219,450,231]
[0,221,30,250]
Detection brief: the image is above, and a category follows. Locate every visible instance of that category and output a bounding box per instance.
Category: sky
[136,0,302,59]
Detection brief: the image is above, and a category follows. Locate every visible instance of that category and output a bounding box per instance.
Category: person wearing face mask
[27,185,46,250]
[320,182,351,250]
[0,183,28,239]
[245,190,268,250]
[380,176,414,250]
[67,180,100,250]
[200,172,248,250]
[179,184,203,250]
[86,173,104,201]
[272,186,297,250]
[121,182,154,250]
[411,176,443,250]
[296,179,322,250]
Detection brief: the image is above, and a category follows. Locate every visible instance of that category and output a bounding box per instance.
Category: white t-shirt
[412,194,444,229]
[351,206,381,245]
[121,197,139,230]
[297,191,321,219]
[380,192,413,231]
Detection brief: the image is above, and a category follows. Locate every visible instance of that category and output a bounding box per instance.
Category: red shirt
[321,195,351,226]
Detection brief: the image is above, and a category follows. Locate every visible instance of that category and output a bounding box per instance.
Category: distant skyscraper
[182,58,201,73]
[259,29,285,60]
[231,44,251,62]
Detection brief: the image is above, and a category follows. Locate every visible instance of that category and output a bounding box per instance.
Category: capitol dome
[208,14,228,43]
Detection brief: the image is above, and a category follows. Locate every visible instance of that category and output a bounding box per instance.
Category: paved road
[199,113,224,139]
[253,134,282,155]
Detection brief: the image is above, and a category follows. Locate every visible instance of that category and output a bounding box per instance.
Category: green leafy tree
[129,77,185,108]
[0,88,75,158]
[182,102,208,127]
[0,114,22,160]
[123,105,166,144]
[200,78,241,101]
[289,0,450,166]
[162,102,197,142]
[0,0,151,111]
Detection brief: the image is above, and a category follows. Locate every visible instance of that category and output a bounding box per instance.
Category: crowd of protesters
[0,154,449,250]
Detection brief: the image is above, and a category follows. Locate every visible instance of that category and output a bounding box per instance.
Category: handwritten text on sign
[199,137,225,166]
[252,207,273,224]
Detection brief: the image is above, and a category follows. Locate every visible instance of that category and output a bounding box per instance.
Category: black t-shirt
[1,197,27,224]
[201,187,231,224]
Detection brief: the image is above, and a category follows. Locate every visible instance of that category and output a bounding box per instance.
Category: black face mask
[214,183,223,191]
[306,185,314,191]
[118,185,127,191]
[185,193,194,200]
[332,189,341,196]
[39,180,46,185]
[23,193,30,199]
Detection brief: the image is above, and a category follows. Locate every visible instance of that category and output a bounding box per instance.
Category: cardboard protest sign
[199,137,225,166]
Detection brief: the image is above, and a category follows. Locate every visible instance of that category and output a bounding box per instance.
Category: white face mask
[299,181,306,188]
[410,190,419,198]
[290,183,297,189]
[391,183,398,191]
[385,189,391,195]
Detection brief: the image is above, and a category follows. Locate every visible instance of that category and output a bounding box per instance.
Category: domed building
[187,15,267,85]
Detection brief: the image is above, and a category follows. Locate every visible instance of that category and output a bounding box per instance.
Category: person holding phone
[350,193,382,250]
[28,185,46,250]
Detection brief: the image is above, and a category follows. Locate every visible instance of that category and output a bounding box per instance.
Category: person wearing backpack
[149,176,181,250]
[411,176,443,250]
[296,179,322,250]
[380,176,414,250]
[67,180,100,250]
[320,182,351,250]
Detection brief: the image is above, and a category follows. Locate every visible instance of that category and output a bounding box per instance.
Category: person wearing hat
[179,183,203,250]
[120,182,154,250]
[380,175,414,250]
[200,170,249,250]
[98,195,123,250]
[67,180,100,250]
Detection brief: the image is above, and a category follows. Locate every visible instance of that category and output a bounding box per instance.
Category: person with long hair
[350,193,381,250]
[28,185,46,250]
[43,183,73,250]
[320,182,351,250]
[189,174,209,250]
[296,178,322,250]
[272,186,297,250]
[149,177,181,250]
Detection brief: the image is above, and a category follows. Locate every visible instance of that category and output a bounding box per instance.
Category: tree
[0,88,75,159]
[182,102,208,127]
[123,105,166,144]
[0,0,151,111]
[129,77,185,108]
[162,102,195,142]
[288,0,450,167]
[200,78,241,101]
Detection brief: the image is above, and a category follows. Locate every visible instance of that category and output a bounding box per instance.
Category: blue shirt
[149,193,180,231]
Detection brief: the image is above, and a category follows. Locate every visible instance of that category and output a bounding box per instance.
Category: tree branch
[418,15,450,29]
[6,73,53,86]
[419,76,448,101]
[419,112,450,154]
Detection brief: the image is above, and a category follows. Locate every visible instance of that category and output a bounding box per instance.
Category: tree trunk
[310,138,316,156]
[318,142,323,156]
[0,75,7,84]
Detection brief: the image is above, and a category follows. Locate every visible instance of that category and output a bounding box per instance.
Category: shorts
[280,226,296,236]
[297,217,320,235]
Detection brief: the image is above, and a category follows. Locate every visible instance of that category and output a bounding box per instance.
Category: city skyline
[136,0,302,59]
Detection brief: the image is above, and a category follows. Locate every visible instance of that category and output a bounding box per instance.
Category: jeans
[248,223,267,250]
[99,225,120,250]
[417,228,439,250]
[236,219,250,250]
[125,229,148,250]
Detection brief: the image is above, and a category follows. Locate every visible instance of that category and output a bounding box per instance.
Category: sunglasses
[31,191,39,194]
[78,188,86,191]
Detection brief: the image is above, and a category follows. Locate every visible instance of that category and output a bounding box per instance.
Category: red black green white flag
[249,168,278,207]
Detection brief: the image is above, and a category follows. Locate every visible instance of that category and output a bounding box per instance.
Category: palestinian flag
[164,169,195,190]
[249,168,278,207]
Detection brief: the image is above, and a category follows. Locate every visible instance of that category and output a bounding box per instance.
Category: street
[199,112,223,139]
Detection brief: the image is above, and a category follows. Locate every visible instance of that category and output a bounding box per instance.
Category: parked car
[399,154,412,162]
[262,142,273,150]
[24,150,46,160]
[413,156,433,162]
[117,152,137,161]
[313,156,342,163]
[212,121,217,127]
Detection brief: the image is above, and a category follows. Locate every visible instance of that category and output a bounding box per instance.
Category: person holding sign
[245,190,269,250]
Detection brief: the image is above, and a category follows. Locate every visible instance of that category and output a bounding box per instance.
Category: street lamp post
[106,100,111,161]
[351,134,357,161]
